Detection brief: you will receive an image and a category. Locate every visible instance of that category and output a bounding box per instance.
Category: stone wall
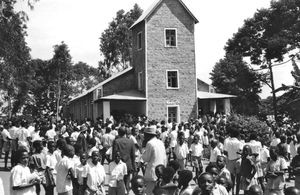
[146,0,197,121]
[102,70,135,96]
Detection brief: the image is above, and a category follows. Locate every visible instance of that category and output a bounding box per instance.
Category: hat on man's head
[144,126,157,135]
[80,124,88,132]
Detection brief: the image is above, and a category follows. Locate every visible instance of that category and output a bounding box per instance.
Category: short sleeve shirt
[266,157,288,190]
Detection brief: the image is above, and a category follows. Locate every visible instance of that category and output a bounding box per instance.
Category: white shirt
[53,149,62,164]
[190,143,203,157]
[9,126,19,140]
[31,131,41,142]
[224,137,243,160]
[270,138,281,147]
[108,160,127,187]
[160,131,168,143]
[46,129,56,140]
[142,137,167,181]
[247,140,262,160]
[56,156,74,193]
[83,161,106,191]
[70,131,80,141]
[174,142,189,159]
[1,128,11,141]
[169,130,178,147]
[75,164,88,185]
[0,177,4,195]
[260,146,270,163]
[210,147,221,163]
[17,127,30,150]
[10,164,39,195]
[212,184,229,195]
[46,152,58,174]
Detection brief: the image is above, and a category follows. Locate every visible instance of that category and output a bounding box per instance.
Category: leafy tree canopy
[99,4,142,78]
[225,0,300,65]
[210,53,261,115]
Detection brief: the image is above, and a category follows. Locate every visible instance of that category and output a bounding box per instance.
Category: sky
[17,0,294,99]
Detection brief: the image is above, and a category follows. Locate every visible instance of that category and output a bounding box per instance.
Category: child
[56,144,75,195]
[155,164,165,188]
[10,148,41,195]
[131,175,146,195]
[265,146,288,195]
[108,151,127,195]
[87,138,98,157]
[239,145,257,195]
[174,131,189,170]
[168,160,180,185]
[216,155,232,192]
[209,139,221,164]
[45,141,57,195]
[190,134,203,180]
[290,146,300,189]
[205,164,220,180]
[177,170,194,195]
[29,140,46,195]
[157,167,177,195]
[83,150,106,195]
[75,152,88,195]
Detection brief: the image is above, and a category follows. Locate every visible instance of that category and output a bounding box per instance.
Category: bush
[226,114,271,145]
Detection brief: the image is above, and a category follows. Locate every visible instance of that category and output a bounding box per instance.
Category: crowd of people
[0,113,299,195]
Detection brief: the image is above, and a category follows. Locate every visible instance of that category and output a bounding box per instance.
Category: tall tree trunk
[56,67,61,122]
[268,61,278,122]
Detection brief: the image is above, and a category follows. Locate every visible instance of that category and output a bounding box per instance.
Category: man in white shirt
[9,120,20,167]
[1,123,11,169]
[45,126,57,141]
[17,120,30,151]
[224,126,243,195]
[142,127,167,195]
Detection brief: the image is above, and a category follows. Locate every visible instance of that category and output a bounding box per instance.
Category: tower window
[137,32,142,50]
[165,29,177,47]
[167,70,179,89]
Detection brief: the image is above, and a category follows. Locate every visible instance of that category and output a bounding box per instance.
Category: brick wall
[102,70,135,96]
[132,22,146,93]
[146,0,197,121]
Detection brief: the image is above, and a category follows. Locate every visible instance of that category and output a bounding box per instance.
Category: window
[168,106,179,123]
[93,87,103,100]
[137,32,142,50]
[97,88,103,99]
[165,29,177,47]
[167,70,179,89]
[138,71,143,90]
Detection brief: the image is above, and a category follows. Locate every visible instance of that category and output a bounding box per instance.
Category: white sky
[17,0,294,98]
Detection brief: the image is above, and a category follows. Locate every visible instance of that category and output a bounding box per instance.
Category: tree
[48,42,73,120]
[225,0,300,121]
[227,114,271,144]
[99,4,142,78]
[272,57,300,121]
[0,0,33,117]
[71,61,103,95]
[210,53,262,115]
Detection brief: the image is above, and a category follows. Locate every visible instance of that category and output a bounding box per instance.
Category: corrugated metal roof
[197,91,236,99]
[69,67,133,103]
[130,0,199,29]
[100,90,146,101]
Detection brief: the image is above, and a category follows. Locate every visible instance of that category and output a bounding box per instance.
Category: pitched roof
[197,91,236,99]
[69,67,133,103]
[130,0,198,29]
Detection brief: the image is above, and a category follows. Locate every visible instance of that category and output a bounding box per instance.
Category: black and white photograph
[0,0,299,194]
